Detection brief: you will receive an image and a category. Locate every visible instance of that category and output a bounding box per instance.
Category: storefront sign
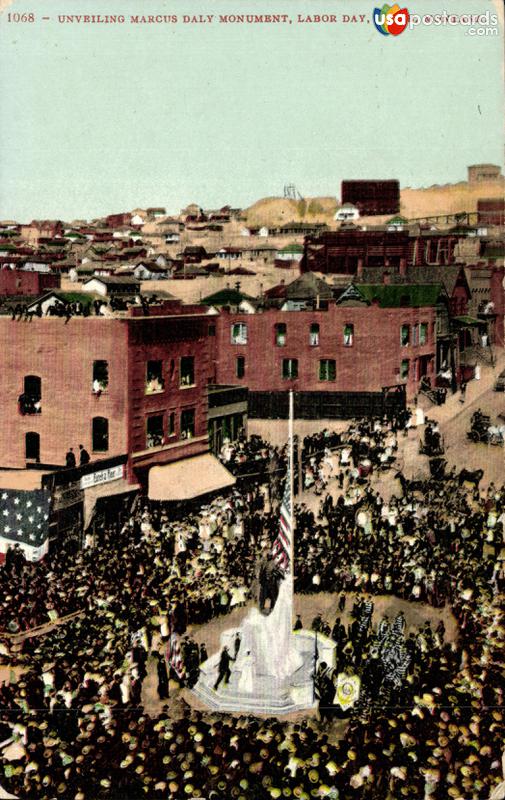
[80,465,125,490]
[52,483,84,511]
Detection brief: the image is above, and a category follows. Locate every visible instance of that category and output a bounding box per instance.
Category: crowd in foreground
[0,415,503,800]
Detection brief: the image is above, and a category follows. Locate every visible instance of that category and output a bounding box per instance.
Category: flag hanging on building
[167,633,185,679]
[271,457,292,574]
[0,488,52,562]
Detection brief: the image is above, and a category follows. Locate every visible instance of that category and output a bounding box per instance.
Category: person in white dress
[238,649,255,694]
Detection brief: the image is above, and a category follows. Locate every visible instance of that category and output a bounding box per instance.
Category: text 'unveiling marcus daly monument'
[193,393,336,715]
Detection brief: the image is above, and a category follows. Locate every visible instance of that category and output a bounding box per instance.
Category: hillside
[244,179,505,227]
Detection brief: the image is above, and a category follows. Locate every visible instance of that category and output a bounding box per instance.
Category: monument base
[192,630,336,716]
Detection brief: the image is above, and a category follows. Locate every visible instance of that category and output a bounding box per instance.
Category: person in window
[93,379,102,396]
[79,445,90,465]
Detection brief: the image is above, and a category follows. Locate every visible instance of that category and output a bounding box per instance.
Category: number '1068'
[7,12,35,21]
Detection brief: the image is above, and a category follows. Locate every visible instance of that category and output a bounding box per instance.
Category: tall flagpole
[289,390,295,630]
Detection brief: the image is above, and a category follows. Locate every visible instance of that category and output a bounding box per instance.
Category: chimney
[383,270,391,285]
[399,257,407,276]
[357,257,364,278]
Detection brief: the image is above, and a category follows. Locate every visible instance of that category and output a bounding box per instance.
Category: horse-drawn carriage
[467,409,504,446]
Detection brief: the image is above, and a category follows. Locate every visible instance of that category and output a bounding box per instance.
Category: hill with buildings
[244,178,505,227]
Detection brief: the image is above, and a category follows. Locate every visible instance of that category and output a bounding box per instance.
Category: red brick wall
[214,305,437,400]
[0,270,60,296]
[490,266,505,347]
[126,315,212,482]
[0,318,129,469]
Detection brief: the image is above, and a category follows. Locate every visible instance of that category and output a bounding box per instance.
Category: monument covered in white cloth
[193,393,336,715]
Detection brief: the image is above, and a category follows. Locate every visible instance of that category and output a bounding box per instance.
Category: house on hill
[200,286,258,314]
[82,276,141,297]
[335,203,360,222]
[265,272,334,310]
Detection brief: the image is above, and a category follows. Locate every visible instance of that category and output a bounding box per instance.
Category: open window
[92,360,109,394]
[146,414,164,448]
[231,322,247,345]
[181,408,195,439]
[343,324,354,347]
[319,359,336,381]
[400,324,410,347]
[275,322,287,347]
[146,360,164,394]
[282,358,298,380]
[400,359,410,380]
[236,355,245,379]
[418,322,428,345]
[309,323,320,347]
[25,431,40,462]
[19,375,41,415]
[92,416,109,452]
[180,356,195,387]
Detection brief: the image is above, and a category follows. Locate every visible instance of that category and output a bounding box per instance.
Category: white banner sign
[80,465,124,490]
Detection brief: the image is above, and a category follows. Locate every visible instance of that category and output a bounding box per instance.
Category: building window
[319,359,336,381]
[92,417,109,452]
[180,356,195,387]
[25,432,40,462]
[146,414,164,448]
[412,325,418,346]
[419,322,428,345]
[236,356,245,379]
[146,360,164,394]
[168,412,175,436]
[181,408,195,439]
[400,359,410,380]
[92,360,109,394]
[343,324,354,347]
[208,324,216,336]
[282,359,298,380]
[275,322,287,347]
[400,324,410,347]
[19,375,41,415]
[231,322,247,345]
[309,323,320,347]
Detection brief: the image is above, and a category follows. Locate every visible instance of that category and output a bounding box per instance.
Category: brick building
[303,229,460,275]
[213,283,446,416]
[477,198,505,227]
[341,180,400,216]
[0,300,236,556]
[467,164,502,183]
[0,268,60,297]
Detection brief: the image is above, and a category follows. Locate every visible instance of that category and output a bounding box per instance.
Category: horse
[458,468,484,488]
[394,471,425,496]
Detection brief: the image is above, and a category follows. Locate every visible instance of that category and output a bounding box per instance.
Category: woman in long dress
[238,650,255,694]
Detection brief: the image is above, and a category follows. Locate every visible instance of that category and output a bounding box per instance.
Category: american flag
[167,633,185,679]
[0,488,51,550]
[271,457,292,574]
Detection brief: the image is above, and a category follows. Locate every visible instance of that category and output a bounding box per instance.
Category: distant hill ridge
[244,178,505,226]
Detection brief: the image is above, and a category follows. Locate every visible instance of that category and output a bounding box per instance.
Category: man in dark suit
[214,646,234,691]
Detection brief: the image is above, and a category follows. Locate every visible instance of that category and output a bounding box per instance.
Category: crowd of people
[0,417,503,799]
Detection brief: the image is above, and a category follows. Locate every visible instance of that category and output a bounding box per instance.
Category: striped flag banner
[167,633,185,679]
[271,457,292,574]
[0,488,51,562]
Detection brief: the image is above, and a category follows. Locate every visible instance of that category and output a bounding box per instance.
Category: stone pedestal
[192,629,336,716]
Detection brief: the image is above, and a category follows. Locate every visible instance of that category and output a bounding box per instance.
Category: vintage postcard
[0,1,504,799]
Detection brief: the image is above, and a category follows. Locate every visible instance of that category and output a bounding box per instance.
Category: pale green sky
[0,0,503,221]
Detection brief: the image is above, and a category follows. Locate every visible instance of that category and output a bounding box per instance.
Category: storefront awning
[452,316,483,327]
[148,454,236,502]
[83,478,139,528]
